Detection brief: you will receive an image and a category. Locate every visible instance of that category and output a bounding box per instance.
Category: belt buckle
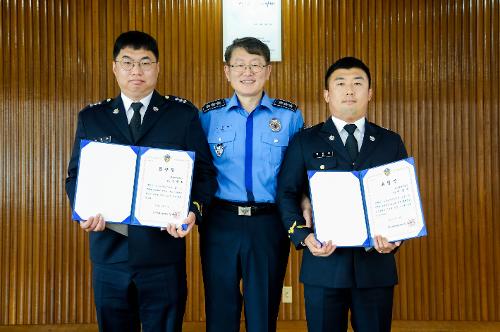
[238,206,252,216]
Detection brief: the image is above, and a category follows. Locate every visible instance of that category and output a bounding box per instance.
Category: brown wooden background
[1,0,499,326]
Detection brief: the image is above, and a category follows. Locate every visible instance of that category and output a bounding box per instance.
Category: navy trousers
[200,207,290,332]
[304,284,394,332]
[92,261,187,332]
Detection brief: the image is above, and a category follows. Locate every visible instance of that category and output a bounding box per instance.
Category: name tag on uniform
[313,151,334,159]
[94,136,111,143]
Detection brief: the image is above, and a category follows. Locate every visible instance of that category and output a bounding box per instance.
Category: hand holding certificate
[308,157,426,247]
[72,140,194,229]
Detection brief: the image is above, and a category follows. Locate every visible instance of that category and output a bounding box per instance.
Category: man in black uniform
[65,31,216,332]
[277,57,407,332]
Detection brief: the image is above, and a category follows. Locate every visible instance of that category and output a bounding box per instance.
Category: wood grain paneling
[1,0,499,325]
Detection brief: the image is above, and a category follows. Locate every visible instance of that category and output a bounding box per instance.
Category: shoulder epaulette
[272,98,297,111]
[202,99,226,113]
[87,98,112,110]
[165,95,197,108]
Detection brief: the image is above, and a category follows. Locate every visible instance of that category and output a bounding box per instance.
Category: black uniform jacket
[65,90,217,267]
[277,118,408,288]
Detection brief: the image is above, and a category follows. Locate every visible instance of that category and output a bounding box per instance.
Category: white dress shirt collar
[121,92,154,123]
[331,115,366,148]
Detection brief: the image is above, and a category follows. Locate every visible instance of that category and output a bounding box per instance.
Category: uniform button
[218,137,221,142]
[274,139,278,143]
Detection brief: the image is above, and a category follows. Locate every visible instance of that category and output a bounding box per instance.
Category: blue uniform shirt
[200,93,304,203]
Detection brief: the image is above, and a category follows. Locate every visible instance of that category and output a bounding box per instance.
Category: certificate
[308,158,426,247]
[72,140,194,228]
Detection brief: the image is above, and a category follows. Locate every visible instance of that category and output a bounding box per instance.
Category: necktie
[129,102,143,142]
[108,102,142,236]
[245,112,255,202]
[344,124,358,161]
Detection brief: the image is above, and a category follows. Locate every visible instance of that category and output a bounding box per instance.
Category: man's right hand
[304,233,336,257]
[79,213,106,232]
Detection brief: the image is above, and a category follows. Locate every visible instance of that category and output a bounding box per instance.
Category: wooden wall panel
[1,0,499,325]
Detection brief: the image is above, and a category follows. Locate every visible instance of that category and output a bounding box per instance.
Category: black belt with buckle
[213,199,277,216]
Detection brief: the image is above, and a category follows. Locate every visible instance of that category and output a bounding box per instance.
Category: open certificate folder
[72,140,194,228]
[308,157,426,247]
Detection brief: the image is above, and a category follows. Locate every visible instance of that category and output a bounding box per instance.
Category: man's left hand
[373,235,401,254]
[162,212,196,238]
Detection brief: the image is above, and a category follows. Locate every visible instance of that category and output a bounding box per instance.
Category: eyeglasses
[115,59,157,71]
[228,64,268,73]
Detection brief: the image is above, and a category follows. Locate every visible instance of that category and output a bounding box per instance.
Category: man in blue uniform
[65,31,216,332]
[199,37,304,332]
[277,57,407,332]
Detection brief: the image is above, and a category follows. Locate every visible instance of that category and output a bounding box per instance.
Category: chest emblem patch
[269,118,282,132]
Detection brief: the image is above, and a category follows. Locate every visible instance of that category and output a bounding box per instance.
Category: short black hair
[324,57,371,89]
[113,31,159,60]
[224,37,271,64]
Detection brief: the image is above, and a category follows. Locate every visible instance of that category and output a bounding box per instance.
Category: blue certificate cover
[72,140,195,229]
[307,157,426,247]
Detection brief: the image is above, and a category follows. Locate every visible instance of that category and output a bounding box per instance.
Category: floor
[0,321,499,331]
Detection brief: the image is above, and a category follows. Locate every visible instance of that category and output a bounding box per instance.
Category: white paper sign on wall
[223,0,282,62]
